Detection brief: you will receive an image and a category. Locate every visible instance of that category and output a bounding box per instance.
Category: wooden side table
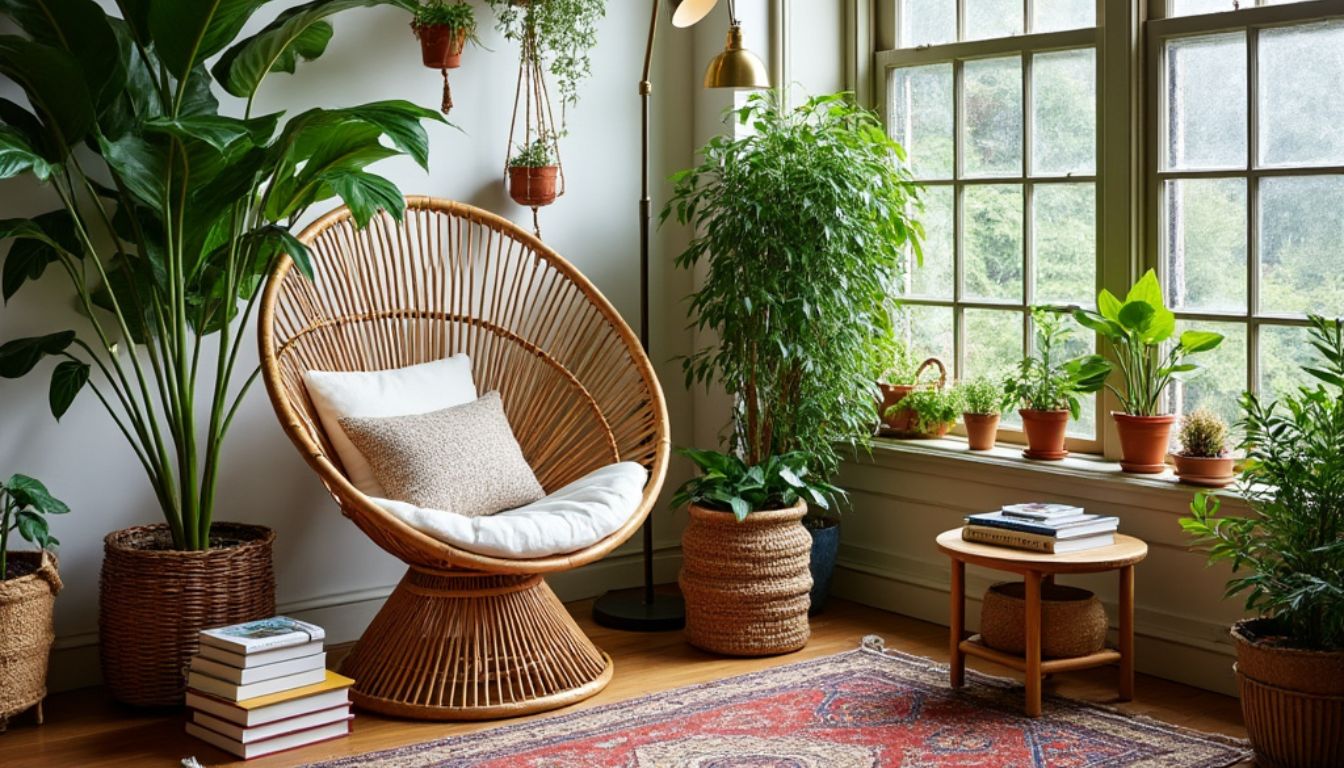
[935,528,1149,717]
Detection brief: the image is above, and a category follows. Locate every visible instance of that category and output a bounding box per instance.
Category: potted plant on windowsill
[507,136,560,207]
[1074,270,1223,473]
[411,0,477,69]
[1181,315,1344,768]
[1172,407,1234,487]
[893,385,961,439]
[956,376,1013,450]
[664,92,921,642]
[1005,308,1110,460]
[878,351,947,437]
[0,0,442,705]
[0,475,65,731]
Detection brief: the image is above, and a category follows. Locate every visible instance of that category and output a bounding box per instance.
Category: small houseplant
[878,345,946,436]
[487,0,605,113]
[1074,270,1223,473]
[507,136,560,207]
[1181,314,1344,768]
[1005,308,1111,460]
[956,376,1013,450]
[893,386,961,439]
[0,475,66,730]
[411,0,478,69]
[0,0,441,704]
[1172,407,1234,487]
[665,91,921,645]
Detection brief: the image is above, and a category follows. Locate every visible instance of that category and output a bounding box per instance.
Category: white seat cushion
[369,462,649,558]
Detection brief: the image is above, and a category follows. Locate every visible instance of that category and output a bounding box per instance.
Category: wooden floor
[0,598,1247,768]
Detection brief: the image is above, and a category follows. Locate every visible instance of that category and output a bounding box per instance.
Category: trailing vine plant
[487,0,605,115]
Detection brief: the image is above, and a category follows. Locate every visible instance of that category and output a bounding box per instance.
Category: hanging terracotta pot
[508,165,559,208]
[1113,412,1175,474]
[414,24,468,69]
[1019,409,1069,460]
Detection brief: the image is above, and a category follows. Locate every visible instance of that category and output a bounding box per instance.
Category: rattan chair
[258,197,669,720]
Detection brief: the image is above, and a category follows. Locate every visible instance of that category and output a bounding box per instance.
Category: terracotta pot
[100,523,276,706]
[1173,454,1235,487]
[508,165,559,207]
[1232,619,1344,768]
[877,358,947,437]
[1113,412,1175,474]
[980,581,1107,659]
[963,413,1000,451]
[1019,409,1070,460]
[0,551,60,730]
[680,501,812,657]
[414,24,467,69]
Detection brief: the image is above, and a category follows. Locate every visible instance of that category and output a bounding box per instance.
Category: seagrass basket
[99,523,275,706]
[980,580,1108,658]
[0,550,60,730]
[680,501,813,656]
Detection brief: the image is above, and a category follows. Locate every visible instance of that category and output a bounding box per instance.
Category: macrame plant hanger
[504,11,564,239]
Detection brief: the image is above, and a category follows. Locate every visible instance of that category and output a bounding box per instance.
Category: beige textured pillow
[338,391,544,517]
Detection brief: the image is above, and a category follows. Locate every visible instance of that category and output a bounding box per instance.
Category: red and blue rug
[306,637,1250,767]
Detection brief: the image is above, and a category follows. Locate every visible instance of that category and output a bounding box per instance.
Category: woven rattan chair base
[340,568,613,720]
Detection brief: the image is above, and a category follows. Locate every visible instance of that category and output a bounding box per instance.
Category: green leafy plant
[1180,315,1344,651]
[956,376,1013,416]
[412,0,475,30]
[671,449,839,523]
[1005,308,1111,418]
[1074,270,1224,416]
[487,0,605,110]
[663,91,922,517]
[1178,407,1229,458]
[0,0,443,551]
[508,136,556,168]
[896,387,962,433]
[880,342,925,386]
[1,475,67,580]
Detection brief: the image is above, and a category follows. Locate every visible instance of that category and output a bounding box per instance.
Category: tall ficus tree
[0,0,442,550]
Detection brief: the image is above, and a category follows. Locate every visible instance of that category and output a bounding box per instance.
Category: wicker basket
[680,502,813,657]
[980,581,1108,659]
[0,551,60,730]
[99,523,276,706]
[1233,619,1344,768]
[879,358,948,437]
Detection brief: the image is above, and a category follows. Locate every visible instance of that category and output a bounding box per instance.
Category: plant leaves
[144,113,280,153]
[0,0,127,112]
[0,36,96,153]
[1126,268,1162,307]
[0,330,75,378]
[97,132,167,210]
[48,359,89,419]
[1179,329,1224,355]
[0,126,55,181]
[326,168,404,227]
[148,0,270,79]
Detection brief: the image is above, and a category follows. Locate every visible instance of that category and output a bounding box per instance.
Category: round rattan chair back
[259,197,669,574]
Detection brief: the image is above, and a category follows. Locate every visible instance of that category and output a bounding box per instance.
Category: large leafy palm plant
[0,0,441,550]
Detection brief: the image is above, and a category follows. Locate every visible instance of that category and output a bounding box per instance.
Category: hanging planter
[503,8,565,238]
[410,1,480,114]
[488,0,607,122]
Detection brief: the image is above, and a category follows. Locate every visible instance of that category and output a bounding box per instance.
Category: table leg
[949,558,965,688]
[1024,570,1043,717]
[1119,564,1135,701]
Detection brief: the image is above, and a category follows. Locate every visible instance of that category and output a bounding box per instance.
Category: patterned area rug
[305,637,1250,767]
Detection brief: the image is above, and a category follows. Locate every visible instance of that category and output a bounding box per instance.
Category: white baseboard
[46,544,684,694]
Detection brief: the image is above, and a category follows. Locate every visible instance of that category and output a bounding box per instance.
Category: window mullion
[953,57,966,383]
[1246,25,1261,395]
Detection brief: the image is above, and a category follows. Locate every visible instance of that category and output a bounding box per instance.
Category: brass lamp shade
[671,0,716,27]
[705,25,769,89]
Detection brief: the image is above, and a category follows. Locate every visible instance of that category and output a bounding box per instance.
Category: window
[878,1,1102,448]
[1149,0,1344,432]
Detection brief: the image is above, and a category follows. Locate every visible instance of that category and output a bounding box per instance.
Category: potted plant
[0,1,442,705]
[411,0,478,69]
[487,0,606,113]
[507,136,560,207]
[1005,309,1111,460]
[956,376,1013,450]
[0,475,66,731]
[1074,270,1223,473]
[878,348,947,436]
[664,92,921,647]
[1180,315,1344,768]
[893,385,961,439]
[1172,407,1234,487]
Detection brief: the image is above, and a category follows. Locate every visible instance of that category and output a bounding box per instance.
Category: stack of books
[185,617,354,760]
[962,502,1120,553]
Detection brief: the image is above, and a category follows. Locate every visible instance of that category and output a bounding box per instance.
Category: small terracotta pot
[414,24,468,69]
[963,413,1000,451]
[508,165,559,207]
[1113,412,1175,474]
[1019,409,1069,460]
[878,382,916,434]
[1232,619,1344,768]
[1173,454,1235,487]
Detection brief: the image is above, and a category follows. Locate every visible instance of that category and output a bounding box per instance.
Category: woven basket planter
[99,523,276,706]
[980,581,1108,659]
[0,551,61,730]
[1232,619,1344,768]
[680,501,812,657]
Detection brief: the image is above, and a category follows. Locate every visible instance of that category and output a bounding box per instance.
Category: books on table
[962,525,1117,553]
[186,617,352,760]
[962,502,1120,554]
[965,511,1120,539]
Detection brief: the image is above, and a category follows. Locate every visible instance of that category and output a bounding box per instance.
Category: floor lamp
[592,0,769,631]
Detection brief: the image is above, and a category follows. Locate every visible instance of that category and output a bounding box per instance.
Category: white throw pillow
[303,355,477,497]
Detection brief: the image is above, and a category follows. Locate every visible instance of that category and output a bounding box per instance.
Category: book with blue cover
[966,510,1119,539]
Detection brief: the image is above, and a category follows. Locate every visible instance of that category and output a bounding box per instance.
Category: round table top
[936,528,1148,573]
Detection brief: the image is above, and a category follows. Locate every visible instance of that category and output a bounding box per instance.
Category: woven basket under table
[980,580,1108,659]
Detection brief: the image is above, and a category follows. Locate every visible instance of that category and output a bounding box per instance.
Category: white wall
[0,1,703,691]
